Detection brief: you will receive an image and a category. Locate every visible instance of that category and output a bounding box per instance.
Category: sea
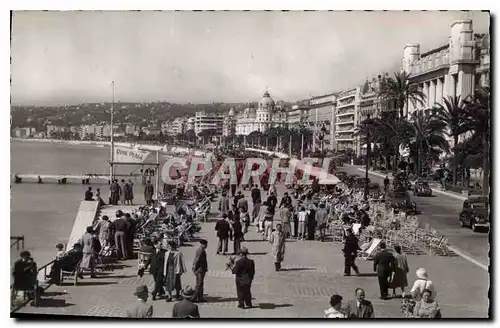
[10,140,163,268]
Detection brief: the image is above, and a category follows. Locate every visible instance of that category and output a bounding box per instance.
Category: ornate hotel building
[226,91,288,136]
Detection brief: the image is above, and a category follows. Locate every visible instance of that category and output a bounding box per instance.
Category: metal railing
[10,236,25,250]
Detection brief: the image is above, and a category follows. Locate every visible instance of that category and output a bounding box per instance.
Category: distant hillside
[11,100,297,129]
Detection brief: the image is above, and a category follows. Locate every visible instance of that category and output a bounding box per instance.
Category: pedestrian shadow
[356,273,378,277]
[279,267,314,272]
[109,264,132,270]
[249,252,268,256]
[203,296,240,303]
[241,239,266,242]
[257,302,293,310]
[75,281,118,286]
[105,274,137,279]
[34,298,75,308]
[41,291,67,297]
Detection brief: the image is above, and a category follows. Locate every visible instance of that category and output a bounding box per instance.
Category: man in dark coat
[231,247,255,309]
[231,183,237,198]
[343,228,360,276]
[373,241,395,299]
[84,187,94,201]
[266,192,277,215]
[215,214,231,255]
[279,192,292,209]
[149,239,166,300]
[251,185,262,223]
[346,288,375,318]
[124,213,137,258]
[172,286,200,318]
[144,180,154,205]
[109,180,119,205]
[191,239,208,303]
[230,217,243,255]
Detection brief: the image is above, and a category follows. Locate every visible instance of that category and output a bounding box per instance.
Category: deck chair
[60,259,82,286]
[361,238,381,260]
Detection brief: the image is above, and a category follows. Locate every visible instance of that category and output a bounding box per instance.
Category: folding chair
[60,259,82,286]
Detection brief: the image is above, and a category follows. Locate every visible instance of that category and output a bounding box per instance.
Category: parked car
[385,189,417,214]
[413,181,433,197]
[459,196,490,232]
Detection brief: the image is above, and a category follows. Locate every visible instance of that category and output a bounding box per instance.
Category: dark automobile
[459,196,489,232]
[413,181,432,196]
[386,189,417,214]
[393,171,412,190]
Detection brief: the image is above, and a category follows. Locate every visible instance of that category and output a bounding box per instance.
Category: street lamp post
[363,114,373,200]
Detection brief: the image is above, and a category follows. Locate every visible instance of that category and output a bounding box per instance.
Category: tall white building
[194,111,224,136]
[335,87,360,151]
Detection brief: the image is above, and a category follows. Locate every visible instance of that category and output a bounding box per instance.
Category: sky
[10,10,490,106]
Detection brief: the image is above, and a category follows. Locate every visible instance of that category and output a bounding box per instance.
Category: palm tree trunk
[452,135,458,186]
[482,131,489,197]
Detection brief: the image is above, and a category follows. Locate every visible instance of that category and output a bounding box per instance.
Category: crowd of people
[13,147,443,319]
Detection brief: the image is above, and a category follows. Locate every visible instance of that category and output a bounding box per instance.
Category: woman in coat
[163,240,187,302]
[79,226,98,278]
[12,251,37,298]
[390,245,409,297]
[119,179,127,205]
[269,223,286,271]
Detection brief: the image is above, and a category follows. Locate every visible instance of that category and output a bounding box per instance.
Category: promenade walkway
[15,187,489,318]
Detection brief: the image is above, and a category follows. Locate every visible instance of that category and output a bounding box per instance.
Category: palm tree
[462,87,490,196]
[378,71,426,119]
[405,109,449,176]
[432,96,467,185]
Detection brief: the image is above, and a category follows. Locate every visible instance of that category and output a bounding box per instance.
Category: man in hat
[150,239,166,300]
[231,246,255,309]
[127,285,153,318]
[373,241,396,300]
[215,214,231,255]
[192,239,208,303]
[172,285,200,318]
[343,228,360,276]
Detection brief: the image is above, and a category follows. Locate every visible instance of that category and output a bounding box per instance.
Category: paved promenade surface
[341,165,490,268]
[16,187,489,318]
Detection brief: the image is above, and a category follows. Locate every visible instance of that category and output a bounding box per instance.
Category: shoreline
[11,138,203,155]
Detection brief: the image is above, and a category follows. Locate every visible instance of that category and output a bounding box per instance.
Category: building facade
[307,94,337,150]
[402,19,490,148]
[194,111,224,136]
[335,87,360,151]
